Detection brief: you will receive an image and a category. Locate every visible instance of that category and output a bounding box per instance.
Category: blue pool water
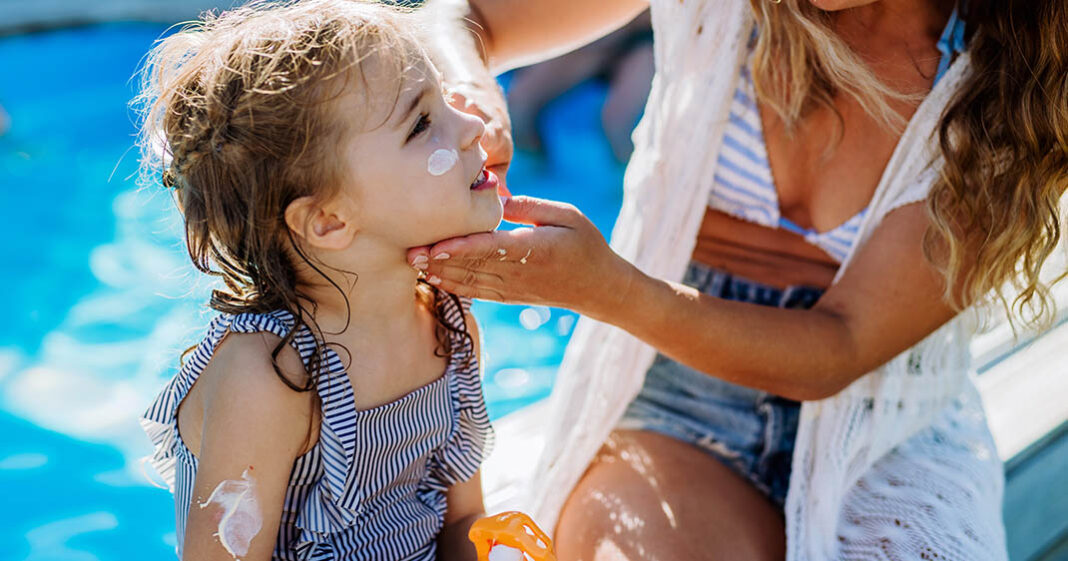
[0,23,625,560]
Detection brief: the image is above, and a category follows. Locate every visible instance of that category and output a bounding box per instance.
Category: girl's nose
[459,110,486,152]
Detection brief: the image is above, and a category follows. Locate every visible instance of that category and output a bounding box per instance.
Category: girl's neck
[297,256,427,339]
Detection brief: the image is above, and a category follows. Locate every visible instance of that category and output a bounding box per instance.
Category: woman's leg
[555,430,786,561]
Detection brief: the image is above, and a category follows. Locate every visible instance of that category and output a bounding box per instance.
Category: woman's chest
[750,20,944,232]
[759,96,904,233]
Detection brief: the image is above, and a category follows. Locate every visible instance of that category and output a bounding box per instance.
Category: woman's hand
[407,196,634,317]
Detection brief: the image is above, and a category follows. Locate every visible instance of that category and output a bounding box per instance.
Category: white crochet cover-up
[518,1,1008,559]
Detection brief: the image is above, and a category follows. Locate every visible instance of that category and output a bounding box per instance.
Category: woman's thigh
[555,429,786,561]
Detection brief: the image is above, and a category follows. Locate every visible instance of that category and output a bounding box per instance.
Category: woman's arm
[410,197,959,401]
[181,333,316,561]
[426,0,648,73]
[610,202,958,400]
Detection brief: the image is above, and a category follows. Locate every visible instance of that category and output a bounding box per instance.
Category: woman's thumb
[503,196,581,227]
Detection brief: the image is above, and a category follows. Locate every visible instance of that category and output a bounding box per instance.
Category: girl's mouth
[470,168,498,192]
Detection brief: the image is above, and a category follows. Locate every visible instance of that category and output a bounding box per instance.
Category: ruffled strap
[293,291,487,554]
[276,319,364,552]
[292,356,364,537]
[427,290,495,489]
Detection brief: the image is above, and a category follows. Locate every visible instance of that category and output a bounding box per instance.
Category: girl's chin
[413,216,501,247]
[468,195,505,232]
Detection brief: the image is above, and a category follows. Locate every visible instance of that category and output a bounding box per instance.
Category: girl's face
[332,51,503,250]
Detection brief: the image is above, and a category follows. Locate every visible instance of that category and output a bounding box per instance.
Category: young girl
[137,1,504,559]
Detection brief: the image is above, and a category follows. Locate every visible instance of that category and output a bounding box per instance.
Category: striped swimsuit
[710,8,967,262]
[141,291,493,560]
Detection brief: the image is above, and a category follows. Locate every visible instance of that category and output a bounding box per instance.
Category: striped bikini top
[140,291,493,561]
[709,9,967,263]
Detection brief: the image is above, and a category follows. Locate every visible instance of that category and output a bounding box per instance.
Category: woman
[415,0,1067,559]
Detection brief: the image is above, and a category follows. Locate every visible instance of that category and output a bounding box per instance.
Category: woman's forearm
[589,265,862,401]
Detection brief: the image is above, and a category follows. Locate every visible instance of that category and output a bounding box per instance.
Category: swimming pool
[0,23,625,560]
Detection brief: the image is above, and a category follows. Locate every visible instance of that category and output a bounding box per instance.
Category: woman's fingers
[407,246,431,270]
[503,196,582,227]
[429,231,506,262]
[405,197,619,313]
[410,229,534,269]
[424,266,507,302]
[426,262,505,288]
[407,198,582,273]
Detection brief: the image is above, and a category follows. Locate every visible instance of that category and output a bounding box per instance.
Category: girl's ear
[284,196,358,250]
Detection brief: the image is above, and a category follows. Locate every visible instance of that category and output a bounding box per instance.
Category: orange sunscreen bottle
[468,511,556,561]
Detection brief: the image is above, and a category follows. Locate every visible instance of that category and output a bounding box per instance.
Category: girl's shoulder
[212,322,313,388]
[187,323,316,441]
[198,309,320,394]
[141,309,319,488]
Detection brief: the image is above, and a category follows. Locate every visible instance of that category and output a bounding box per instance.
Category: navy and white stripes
[141,291,493,560]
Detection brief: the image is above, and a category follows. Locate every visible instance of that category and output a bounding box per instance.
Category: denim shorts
[618,261,823,507]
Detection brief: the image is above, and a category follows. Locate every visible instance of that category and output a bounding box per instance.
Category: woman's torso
[693,4,957,289]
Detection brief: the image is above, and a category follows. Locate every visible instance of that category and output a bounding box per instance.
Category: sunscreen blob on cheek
[200,467,263,559]
[427,148,459,176]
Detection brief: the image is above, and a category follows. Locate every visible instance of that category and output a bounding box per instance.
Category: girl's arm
[410,197,960,401]
[437,310,487,560]
[438,471,486,560]
[181,333,317,561]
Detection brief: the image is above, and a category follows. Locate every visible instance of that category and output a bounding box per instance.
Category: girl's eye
[407,113,430,141]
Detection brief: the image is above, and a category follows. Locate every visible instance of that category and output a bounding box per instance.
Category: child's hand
[445,81,513,196]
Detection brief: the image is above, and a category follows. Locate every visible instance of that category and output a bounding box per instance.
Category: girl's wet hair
[134,0,470,390]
